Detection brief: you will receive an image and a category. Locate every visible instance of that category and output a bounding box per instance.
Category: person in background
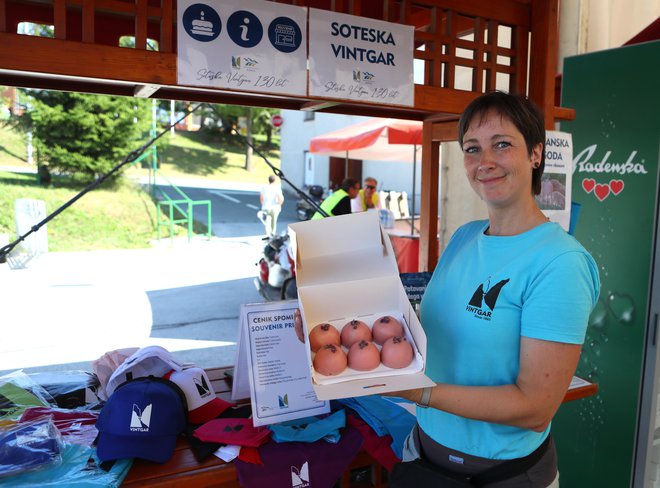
[259,175,284,237]
[312,178,360,220]
[351,176,382,213]
[390,91,600,487]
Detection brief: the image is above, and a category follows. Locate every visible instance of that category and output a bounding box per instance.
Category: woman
[393,92,600,487]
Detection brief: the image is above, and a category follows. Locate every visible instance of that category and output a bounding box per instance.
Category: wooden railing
[0,0,561,121]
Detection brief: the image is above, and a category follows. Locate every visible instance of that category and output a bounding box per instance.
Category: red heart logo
[594,184,610,201]
[610,179,624,195]
[582,178,596,193]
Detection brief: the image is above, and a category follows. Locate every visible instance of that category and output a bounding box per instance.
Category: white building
[279,110,424,213]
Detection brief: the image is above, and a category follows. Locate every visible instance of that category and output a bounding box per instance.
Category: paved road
[0,180,305,377]
[154,183,299,238]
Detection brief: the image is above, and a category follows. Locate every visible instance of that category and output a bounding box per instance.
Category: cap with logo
[166,367,235,424]
[106,346,183,398]
[95,377,188,464]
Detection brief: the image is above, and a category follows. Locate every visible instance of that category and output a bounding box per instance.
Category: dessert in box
[289,211,435,400]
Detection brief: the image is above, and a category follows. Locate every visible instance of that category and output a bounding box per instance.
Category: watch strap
[417,387,433,408]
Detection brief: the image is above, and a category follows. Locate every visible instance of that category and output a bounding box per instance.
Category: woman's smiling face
[462,110,542,210]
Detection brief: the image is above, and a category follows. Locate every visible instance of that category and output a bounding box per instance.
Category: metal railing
[153,172,212,243]
[132,146,212,243]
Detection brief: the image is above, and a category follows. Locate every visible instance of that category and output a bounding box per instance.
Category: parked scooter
[296,185,325,221]
[254,233,298,301]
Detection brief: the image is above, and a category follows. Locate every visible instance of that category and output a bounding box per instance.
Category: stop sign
[271,114,283,128]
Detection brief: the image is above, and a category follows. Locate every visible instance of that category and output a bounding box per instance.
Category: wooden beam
[301,100,340,111]
[54,0,67,40]
[414,85,480,114]
[82,0,95,43]
[419,120,440,272]
[160,0,173,53]
[135,0,148,49]
[0,33,177,83]
[553,106,575,121]
[0,0,5,33]
[410,0,530,28]
[528,0,559,128]
[431,119,458,141]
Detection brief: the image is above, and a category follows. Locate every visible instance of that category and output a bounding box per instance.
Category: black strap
[412,434,552,487]
[470,435,552,486]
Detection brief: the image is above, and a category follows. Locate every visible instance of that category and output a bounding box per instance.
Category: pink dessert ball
[348,340,381,371]
[340,319,372,348]
[372,315,404,345]
[309,323,341,352]
[313,344,347,376]
[381,336,414,369]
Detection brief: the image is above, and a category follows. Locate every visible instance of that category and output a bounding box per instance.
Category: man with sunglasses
[351,176,382,212]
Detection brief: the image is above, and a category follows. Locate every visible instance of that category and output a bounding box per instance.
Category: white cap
[167,367,235,424]
[106,345,183,397]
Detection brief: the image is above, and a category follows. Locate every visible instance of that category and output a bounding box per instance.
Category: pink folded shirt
[193,418,271,447]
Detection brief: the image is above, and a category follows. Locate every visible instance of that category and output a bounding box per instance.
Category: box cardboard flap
[290,212,399,286]
[312,372,435,401]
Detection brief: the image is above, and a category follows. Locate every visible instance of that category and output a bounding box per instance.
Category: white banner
[537,130,573,231]
[308,8,414,106]
[177,0,307,96]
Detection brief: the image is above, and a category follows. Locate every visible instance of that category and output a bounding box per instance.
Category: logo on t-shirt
[465,278,510,320]
[291,461,310,487]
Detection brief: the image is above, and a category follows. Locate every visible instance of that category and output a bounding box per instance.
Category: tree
[14,91,151,182]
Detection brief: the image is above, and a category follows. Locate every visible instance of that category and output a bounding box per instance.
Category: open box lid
[289,212,399,287]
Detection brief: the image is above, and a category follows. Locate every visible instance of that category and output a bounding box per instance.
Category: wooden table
[122,368,597,487]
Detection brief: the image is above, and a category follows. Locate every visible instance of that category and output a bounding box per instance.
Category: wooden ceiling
[0,0,565,125]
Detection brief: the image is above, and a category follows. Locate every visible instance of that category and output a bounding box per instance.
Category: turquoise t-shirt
[418,220,600,460]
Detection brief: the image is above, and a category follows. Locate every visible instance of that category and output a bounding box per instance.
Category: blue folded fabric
[268,409,346,443]
[336,396,415,458]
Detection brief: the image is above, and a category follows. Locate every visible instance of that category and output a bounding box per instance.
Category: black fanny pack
[389,435,552,488]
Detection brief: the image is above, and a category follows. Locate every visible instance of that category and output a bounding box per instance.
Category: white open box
[289,211,435,400]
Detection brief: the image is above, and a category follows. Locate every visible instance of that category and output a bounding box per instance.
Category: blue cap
[96,377,187,464]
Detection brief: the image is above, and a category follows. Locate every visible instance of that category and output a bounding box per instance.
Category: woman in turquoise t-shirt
[392,91,600,487]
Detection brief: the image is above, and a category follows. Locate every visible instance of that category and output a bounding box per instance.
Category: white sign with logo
[537,130,573,231]
[308,8,414,106]
[234,300,329,426]
[177,0,307,96]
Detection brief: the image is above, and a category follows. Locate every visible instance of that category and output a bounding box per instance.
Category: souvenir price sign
[233,300,329,426]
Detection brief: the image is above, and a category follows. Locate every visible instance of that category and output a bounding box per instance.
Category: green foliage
[18,22,54,38]
[15,91,151,182]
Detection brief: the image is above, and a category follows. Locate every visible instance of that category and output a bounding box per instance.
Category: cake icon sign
[192,11,214,36]
[183,4,221,42]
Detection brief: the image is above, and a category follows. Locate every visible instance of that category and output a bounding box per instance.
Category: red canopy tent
[309,118,423,234]
[309,118,422,161]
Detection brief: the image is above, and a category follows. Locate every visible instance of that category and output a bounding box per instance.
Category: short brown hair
[458,91,545,195]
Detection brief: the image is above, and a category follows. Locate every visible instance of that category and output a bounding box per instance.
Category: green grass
[0,125,281,251]
[0,172,160,251]
[0,123,29,167]
[126,130,280,183]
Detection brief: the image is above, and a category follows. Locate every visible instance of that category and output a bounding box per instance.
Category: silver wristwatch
[417,387,433,408]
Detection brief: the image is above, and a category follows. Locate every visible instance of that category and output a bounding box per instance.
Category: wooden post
[419,120,439,272]
[528,0,559,129]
